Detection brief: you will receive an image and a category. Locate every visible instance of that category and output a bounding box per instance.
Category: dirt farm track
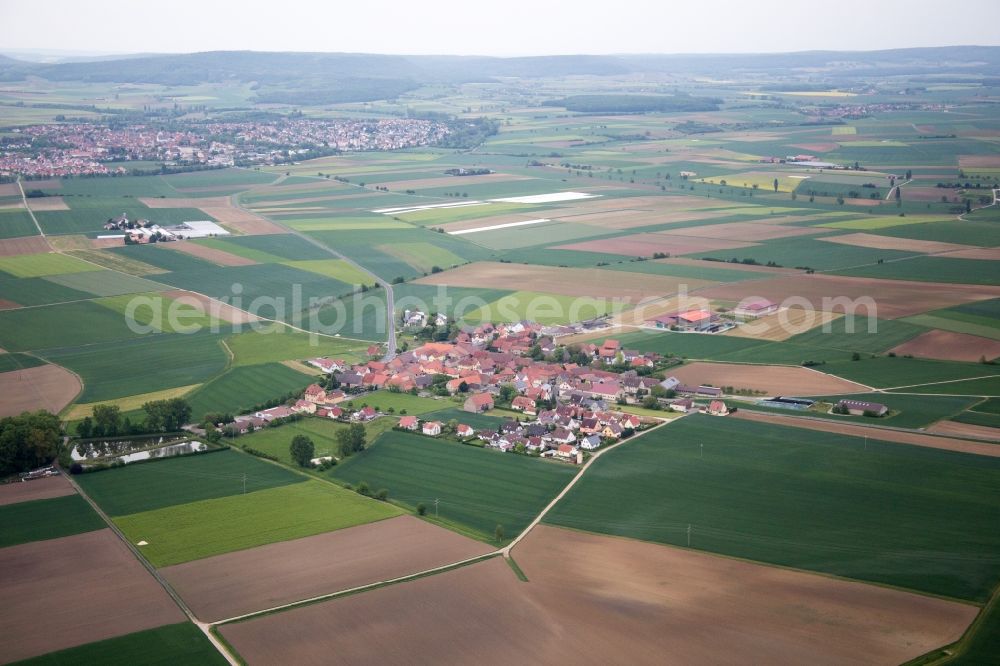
[162,515,492,622]
[220,526,974,666]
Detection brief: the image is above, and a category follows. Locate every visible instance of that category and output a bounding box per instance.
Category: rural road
[16,177,48,239]
[230,176,398,360]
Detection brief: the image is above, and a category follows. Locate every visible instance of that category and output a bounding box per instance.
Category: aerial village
[221,319,744,466]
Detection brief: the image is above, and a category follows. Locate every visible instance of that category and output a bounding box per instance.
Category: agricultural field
[184,362,317,421]
[329,430,576,541]
[546,415,1000,602]
[0,493,105,547]
[15,623,228,666]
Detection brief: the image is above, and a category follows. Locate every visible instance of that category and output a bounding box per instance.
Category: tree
[494,524,505,543]
[92,404,122,437]
[966,199,972,214]
[851,352,861,361]
[142,398,191,432]
[336,423,367,457]
[416,502,427,516]
[76,416,94,439]
[641,394,660,410]
[773,178,779,193]
[0,410,62,476]
[376,488,389,501]
[289,435,315,467]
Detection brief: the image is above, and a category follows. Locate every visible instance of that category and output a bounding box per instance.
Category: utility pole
[687,524,691,547]
[242,473,247,495]
[434,498,439,518]
[864,435,868,452]
[699,443,703,459]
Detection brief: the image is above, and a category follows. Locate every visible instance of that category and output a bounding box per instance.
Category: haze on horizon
[2,0,999,59]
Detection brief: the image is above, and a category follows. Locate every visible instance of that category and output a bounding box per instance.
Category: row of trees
[75,398,192,439]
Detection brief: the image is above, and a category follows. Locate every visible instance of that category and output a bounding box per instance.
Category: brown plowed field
[661,221,823,241]
[695,273,1000,319]
[164,240,257,266]
[0,236,48,257]
[0,475,74,506]
[890,330,1000,362]
[222,527,976,666]
[161,289,260,325]
[959,155,1000,168]
[555,233,758,257]
[657,256,802,274]
[163,515,492,622]
[819,232,974,254]
[669,361,867,394]
[0,299,20,309]
[732,410,1000,457]
[0,529,185,663]
[0,364,81,418]
[927,420,999,442]
[791,142,840,152]
[414,262,716,300]
[24,196,68,211]
[943,247,1000,260]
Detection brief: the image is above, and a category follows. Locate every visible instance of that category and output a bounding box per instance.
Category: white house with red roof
[422,421,443,436]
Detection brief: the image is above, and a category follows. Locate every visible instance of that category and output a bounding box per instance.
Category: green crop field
[421,406,511,431]
[0,252,100,278]
[45,269,167,297]
[463,290,611,325]
[94,292,218,334]
[0,209,40,239]
[109,245,219,273]
[889,375,1000,396]
[15,623,228,666]
[162,168,278,190]
[545,415,1000,602]
[114,479,401,566]
[234,417,396,465]
[0,352,46,373]
[0,494,106,548]
[283,259,376,286]
[0,300,148,351]
[835,256,1000,286]
[343,391,451,415]
[212,234,331,261]
[41,332,229,402]
[820,356,1000,389]
[185,362,315,421]
[190,238,286,264]
[0,273,92,307]
[225,325,367,365]
[75,448,304,516]
[329,430,575,541]
[65,248,169,276]
[603,260,766,282]
[377,242,465,272]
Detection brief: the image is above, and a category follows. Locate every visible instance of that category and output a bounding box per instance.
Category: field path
[17,177,50,242]
[62,469,241,666]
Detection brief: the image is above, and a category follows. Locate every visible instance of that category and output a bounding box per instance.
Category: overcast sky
[2,0,999,57]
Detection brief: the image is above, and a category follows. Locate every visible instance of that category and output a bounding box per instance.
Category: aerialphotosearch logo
[122,281,879,342]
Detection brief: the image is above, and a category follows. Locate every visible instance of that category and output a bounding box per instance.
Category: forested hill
[0,46,998,104]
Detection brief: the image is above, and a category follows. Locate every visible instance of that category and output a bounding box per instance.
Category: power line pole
[699,443,703,459]
[242,473,247,495]
[687,524,691,547]
[434,498,439,518]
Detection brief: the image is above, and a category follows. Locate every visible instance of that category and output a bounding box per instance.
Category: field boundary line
[60,468,242,666]
[16,176,49,241]
[212,551,500,626]
[879,373,1000,391]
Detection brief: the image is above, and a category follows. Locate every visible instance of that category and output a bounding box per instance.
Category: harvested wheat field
[164,241,257,266]
[382,173,531,191]
[24,196,68,211]
[0,529,185,663]
[0,475,75,506]
[222,527,976,666]
[732,411,1000,457]
[556,233,758,257]
[927,420,999,442]
[662,221,823,242]
[161,289,260,325]
[415,262,716,300]
[819,233,975,254]
[890,330,1000,362]
[696,274,1000,319]
[0,364,81,418]
[669,361,868,394]
[726,308,842,341]
[163,515,493,622]
[0,236,48,257]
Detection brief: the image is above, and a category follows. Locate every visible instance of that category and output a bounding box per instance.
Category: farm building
[734,298,779,319]
[511,396,537,415]
[758,397,815,411]
[464,393,494,413]
[836,399,888,416]
[649,309,715,332]
[707,400,730,416]
[422,421,443,436]
[456,424,475,438]
[399,415,419,431]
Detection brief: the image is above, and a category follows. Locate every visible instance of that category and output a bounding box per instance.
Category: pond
[73,439,207,466]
